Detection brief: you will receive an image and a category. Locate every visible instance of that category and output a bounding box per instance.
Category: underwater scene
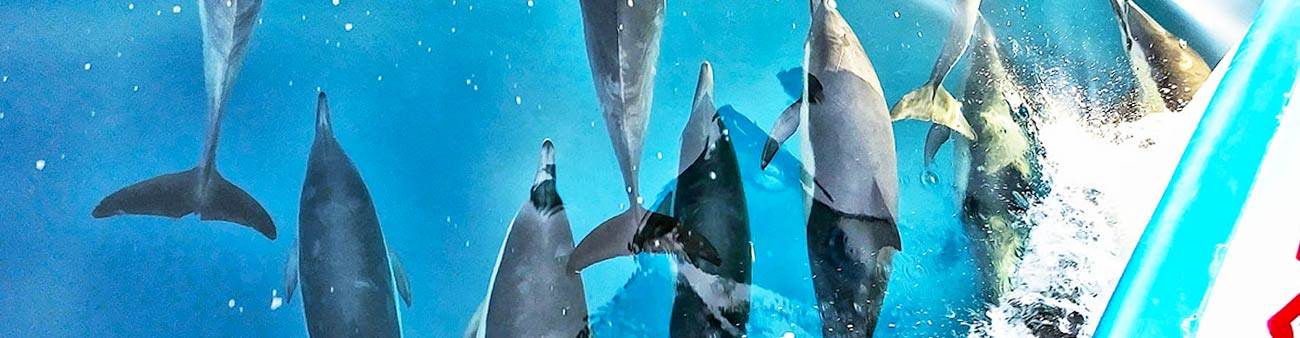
[3,0,1292,337]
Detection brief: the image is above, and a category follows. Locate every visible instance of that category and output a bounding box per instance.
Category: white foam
[968,66,1211,336]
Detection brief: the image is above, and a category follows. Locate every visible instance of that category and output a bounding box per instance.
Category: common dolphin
[925,17,1045,301]
[760,1,903,336]
[92,0,275,239]
[1109,0,1211,115]
[658,62,753,337]
[283,93,413,338]
[569,0,717,272]
[93,0,274,237]
[889,0,983,143]
[463,139,591,338]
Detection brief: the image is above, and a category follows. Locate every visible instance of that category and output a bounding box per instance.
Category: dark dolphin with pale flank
[569,0,718,273]
[657,62,753,337]
[463,139,591,338]
[1109,0,1211,116]
[926,17,1046,302]
[761,1,902,336]
[92,0,275,239]
[283,93,413,338]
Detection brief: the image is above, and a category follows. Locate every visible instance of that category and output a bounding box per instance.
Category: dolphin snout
[540,138,555,165]
[535,138,557,184]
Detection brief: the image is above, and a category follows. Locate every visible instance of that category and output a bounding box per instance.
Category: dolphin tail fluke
[92,167,277,239]
[569,207,643,272]
[93,168,200,220]
[890,84,977,141]
[569,203,721,271]
[637,209,721,267]
[199,172,277,239]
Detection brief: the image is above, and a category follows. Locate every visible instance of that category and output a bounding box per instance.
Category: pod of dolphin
[89,0,1211,337]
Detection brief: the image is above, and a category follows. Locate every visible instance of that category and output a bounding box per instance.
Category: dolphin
[463,139,591,338]
[656,62,753,337]
[282,93,413,338]
[888,0,983,143]
[91,0,275,239]
[925,17,1045,302]
[1109,0,1211,115]
[760,1,903,336]
[569,0,717,272]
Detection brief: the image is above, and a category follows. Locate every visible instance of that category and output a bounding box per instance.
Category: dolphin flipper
[924,123,953,168]
[761,100,803,169]
[91,168,275,239]
[463,298,487,338]
[284,238,299,304]
[391,251,413,307]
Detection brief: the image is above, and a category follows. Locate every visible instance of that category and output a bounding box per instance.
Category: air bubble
[172,5,181,13]
[921,171,938,185]
[344,22,354,31]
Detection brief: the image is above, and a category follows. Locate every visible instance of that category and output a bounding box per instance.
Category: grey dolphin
[888,0,983,142]
[282,93,413,338]
[463,139,591,338]
[92,0,275,239]
[659,62,753,337]
[1109,0,1211,115]
[569,0,717,272]
[760,1,902,336]
[926,17,1042,301]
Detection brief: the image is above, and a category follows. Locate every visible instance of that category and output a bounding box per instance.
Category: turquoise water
[0,0,1251,337]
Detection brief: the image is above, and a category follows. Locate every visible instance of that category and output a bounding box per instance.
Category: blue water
[0,0,1247,337]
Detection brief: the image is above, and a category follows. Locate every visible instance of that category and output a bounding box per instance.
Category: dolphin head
[689,62,717,124]
[680,62,721,172]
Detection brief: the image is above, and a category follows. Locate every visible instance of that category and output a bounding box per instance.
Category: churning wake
[967,76,1207,337]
